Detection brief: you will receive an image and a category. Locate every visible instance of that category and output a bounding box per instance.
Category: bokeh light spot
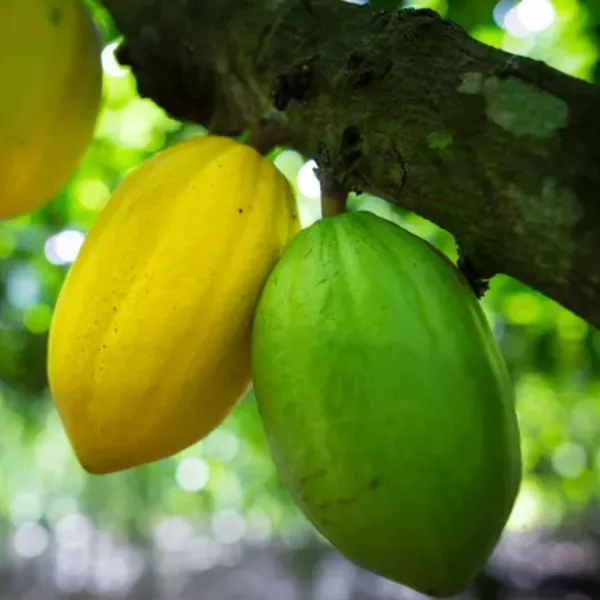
[297,160,321,199]
[175,457,210,492]
[77,179,111,211]
[552,442,587,478]
[557,311,587,341]
[500,0,556,37]
[152,517,193,551]
[12,523,49,559]
[55,513,94,546]
[246,507,273,544]
[504,292,542,325]
[211,510,246,544]
[204,428,240,463]
[506,480,545,530]
[115,101,160,149]
[44,230,85,266]
[7,267,40,309]
[101,41,129,78]
[0,228,16,259]
[273,149,305,183]
[515,0,556,33]
[10,492,43,526]
[23,304,53,334]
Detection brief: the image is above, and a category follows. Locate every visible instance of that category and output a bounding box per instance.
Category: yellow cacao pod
[0,0,102,219]
[48,135,299,474]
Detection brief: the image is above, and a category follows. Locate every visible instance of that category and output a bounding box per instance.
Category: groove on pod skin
[48,135,300,474]
[0,0,102,218]
[251,211,521,597]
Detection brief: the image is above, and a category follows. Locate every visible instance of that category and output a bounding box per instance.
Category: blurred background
[1,0,600,598]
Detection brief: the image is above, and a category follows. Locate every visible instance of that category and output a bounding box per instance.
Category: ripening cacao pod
[48,135,299,474]
[0,0,102,218]
[251,211,521,597]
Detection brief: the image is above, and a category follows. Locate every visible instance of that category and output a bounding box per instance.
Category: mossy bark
[101,0,600,328]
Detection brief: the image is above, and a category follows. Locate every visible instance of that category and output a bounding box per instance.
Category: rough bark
[100,0,600,328]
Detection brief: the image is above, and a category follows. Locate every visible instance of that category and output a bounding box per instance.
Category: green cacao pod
[251,211,521,597]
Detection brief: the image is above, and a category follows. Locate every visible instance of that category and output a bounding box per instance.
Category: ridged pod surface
[251,211,521,596]
[0,0,102,219]
[48,135,299,474]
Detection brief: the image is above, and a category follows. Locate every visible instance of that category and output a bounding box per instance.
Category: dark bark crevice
[102,0,600,327]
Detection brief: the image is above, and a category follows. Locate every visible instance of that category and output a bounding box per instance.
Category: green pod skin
[251,211,521,597]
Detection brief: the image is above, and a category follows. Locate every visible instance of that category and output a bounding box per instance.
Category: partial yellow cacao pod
[0,0,102,219]
[47,135,299,474]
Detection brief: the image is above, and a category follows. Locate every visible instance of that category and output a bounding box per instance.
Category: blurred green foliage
[0,0,599,559]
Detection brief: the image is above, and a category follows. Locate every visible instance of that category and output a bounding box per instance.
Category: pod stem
[246,118,290,156]
[320,179,349,218]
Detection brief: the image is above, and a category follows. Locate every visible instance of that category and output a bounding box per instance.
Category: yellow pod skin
[0,0,102,219]
[48,135,300,474]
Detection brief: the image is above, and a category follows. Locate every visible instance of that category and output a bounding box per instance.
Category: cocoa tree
[100,0,600,328]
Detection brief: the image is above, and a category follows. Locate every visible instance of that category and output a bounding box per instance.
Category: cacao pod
[251,211,521,597]
[0,0,102,219]
[48,135,299,474]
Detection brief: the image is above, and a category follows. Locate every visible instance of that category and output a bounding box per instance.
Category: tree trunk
[100,0,600,328]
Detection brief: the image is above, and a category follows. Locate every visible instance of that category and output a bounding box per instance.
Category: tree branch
[101,0,600,328]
